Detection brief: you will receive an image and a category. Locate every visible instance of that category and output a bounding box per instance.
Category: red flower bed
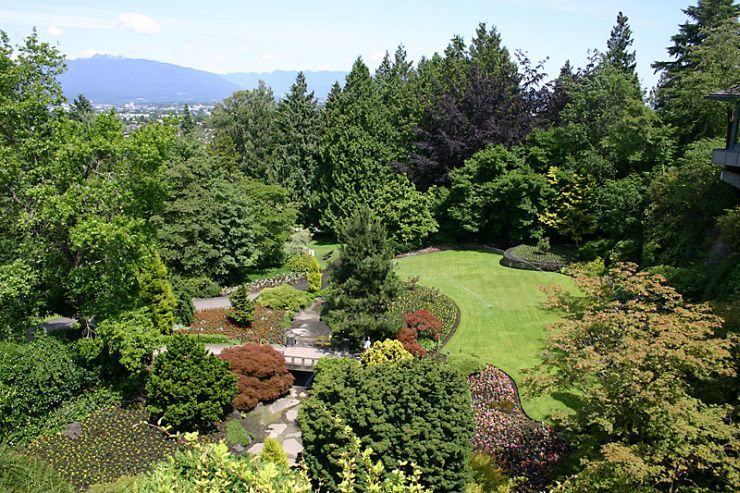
[178,306,285,344]
[469,366,565,492]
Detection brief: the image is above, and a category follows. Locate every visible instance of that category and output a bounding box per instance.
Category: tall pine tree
[606,11,637,75]
[268,72,321,226]
[326,207,400,349]
[318,58,398,232]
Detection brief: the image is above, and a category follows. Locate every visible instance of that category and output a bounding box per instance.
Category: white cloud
[320,63,332,71]
[239,46,252,52]
[215,55,226,62]
[47,25,63,37]
[261,52,278,61]
[78,48,107,58]
[118,12,160,34]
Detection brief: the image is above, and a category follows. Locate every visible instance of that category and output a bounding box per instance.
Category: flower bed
[502,245,575,272]
[469,366,565,492]
[223,272,307,296]
[176,306,286,344]
[389,284,458,345]
[24,406,178,490]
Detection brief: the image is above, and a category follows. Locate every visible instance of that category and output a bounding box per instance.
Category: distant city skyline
[2,0,692,89]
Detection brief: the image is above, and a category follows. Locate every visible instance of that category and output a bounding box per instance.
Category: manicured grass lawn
[310,239,341,270]
[396,249,576,421]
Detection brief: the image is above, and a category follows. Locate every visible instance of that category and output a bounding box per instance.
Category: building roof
[706,85,740,101]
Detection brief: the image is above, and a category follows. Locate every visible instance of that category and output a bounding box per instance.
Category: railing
[284,354,322,370]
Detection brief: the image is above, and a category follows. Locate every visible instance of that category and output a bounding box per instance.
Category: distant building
[708,86,740,189]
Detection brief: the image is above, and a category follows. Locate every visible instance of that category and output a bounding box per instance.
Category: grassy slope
[395,249,575,420]
[310,239,341,270]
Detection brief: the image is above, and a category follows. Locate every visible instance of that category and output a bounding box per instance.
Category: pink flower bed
[469,366,565,491]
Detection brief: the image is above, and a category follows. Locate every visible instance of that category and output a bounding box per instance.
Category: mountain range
[60,55,347,105]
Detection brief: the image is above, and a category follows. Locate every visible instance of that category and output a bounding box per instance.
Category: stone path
[235,386,308,465]
[192,296,231,311]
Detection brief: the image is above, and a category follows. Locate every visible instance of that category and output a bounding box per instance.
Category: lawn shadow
[551,391,583,412]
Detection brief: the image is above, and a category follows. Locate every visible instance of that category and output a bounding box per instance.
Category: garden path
[286,300,331,347]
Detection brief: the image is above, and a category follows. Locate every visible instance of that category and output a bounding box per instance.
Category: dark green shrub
[577,239,612,261]
[0,336,91,444]
[224,419,252,447]
[0,445,74,493]
[257,284,313,312]
[30,388,122,440]
[146,335,237,430]
[300,358,474,492]
[25,406,179,490]
[228,285,256,325]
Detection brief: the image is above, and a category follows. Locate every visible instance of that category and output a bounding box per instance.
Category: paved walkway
[286,301,331,347]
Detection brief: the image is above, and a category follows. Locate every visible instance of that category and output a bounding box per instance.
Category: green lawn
[395,249,575,421]
[310,239,341,270]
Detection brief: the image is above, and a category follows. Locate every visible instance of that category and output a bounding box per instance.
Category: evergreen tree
[326,207,401,349]
[653,0,739,75]
[268,72,321,225]
[180,104,195,135]
[318,58,398,232]
[69,94,95,123]
[606,11,637,75]
[652,0,739,123]
[137,251,176,334]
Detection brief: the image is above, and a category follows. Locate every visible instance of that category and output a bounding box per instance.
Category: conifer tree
[137,251,176,334]
[319,58,398,232]
[326,207,400,349]
[606,11,637,75]
[268,72,321,225]
[180,104,195,135]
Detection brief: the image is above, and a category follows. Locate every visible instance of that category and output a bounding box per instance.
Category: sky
[1,0,694,90]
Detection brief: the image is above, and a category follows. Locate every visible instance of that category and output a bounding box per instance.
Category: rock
[266,423,287,438]
[230,443,245,455]
[285,432,302,439]
[62,422,83,439]
[285,409,298,422]
[282,438,303,457]
[247,442,264,455]
[268,398,299,414]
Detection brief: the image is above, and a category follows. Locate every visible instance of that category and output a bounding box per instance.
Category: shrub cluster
[132,441,312,492]
[300,358,474,492]
[508,244,575,265]
[24,406,179,491]
[146,335,237,430]
[469,366,565,491]
[257,284,314,312]
[169,275,222,326]
[360,339,413,366]
[389,284,457,343]
[397,310,444,357]
[219,344,294,411]
[288,253,323,294]
[397,327,426,357]
[0,336,91,445]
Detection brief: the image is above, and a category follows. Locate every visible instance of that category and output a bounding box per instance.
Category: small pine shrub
[260,437,288,466]
[147,335,237,430]
[228,285,256,325]
[219,344,294,411]
[224,419,252,447]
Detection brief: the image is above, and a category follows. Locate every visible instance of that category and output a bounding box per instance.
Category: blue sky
[2,0,692,89]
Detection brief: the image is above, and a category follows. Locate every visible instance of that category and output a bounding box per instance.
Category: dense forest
[0,0,738,492]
